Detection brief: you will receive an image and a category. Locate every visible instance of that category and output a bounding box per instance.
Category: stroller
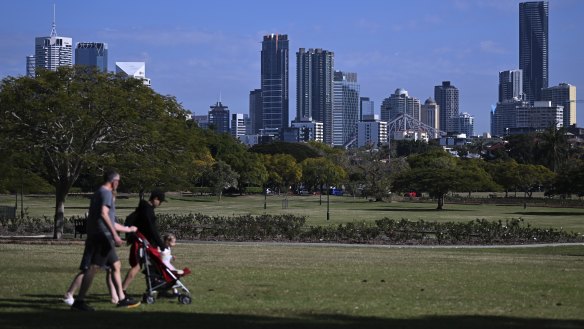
[134,231,192,304]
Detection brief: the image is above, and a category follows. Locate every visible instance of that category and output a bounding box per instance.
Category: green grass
[0,242,583,329]
[2,194,584,234]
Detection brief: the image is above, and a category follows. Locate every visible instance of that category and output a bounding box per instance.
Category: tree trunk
[436,193,444,210]
[53,187,68,239]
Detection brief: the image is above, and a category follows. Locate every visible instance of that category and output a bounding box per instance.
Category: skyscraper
[380,88,421,123]
[332,71,360,147]
[34,9,72,73]
[519,1,549,103]
[26,55,35,77]
[360,97,375,121]
[454,113,475,137]
[296,48,334,143]
[231,113,251,140]
[499,69,524,102]
[75,42,108,72]
[434,81,459,133]
[542,83,577,127]
[208,101,230,134]
[492,70,529,137]
[249,89,262,134]
[261,34,289,133]
[421,97,439,132]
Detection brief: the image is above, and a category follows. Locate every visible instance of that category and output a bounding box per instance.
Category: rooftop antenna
[50,3,57,37]
[219,91,222,104]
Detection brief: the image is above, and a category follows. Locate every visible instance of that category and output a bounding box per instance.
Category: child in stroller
[134,231,192,304]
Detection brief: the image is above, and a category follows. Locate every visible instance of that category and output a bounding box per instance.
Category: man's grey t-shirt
[86,186,117,236]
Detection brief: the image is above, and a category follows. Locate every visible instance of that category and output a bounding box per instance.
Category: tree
[536,126,569,173]
[350,147,394,201]
[0,67,192,238]
[300,157,347,203]
[263,154,302,194]
[392,151,492,210]
[485,160,522,197]
[515,164,555,198]
[457,159,501,197]
[553,159,584,197]
[208,160,239,200]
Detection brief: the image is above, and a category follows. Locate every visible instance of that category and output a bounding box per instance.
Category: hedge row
[2,214,581,245]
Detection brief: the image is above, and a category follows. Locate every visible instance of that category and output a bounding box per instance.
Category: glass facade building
[75,42,108,72]
[519,1,548,103]
[296,48,334,144]
[332,71,360,147]
[261,34,289,132]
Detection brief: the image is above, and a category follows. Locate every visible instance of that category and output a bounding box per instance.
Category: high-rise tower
[261,34,289,133]
[542,83,577,127]
[75,42,108,72]
[296,48,334,144]
[434,81,459,133]
[34,5,72,73]
[332,71,360,147]
[499,69,524,102]
[519,1,549,103]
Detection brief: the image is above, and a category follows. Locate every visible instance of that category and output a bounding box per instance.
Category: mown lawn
[0,242,583,329]
[2,194,583,234]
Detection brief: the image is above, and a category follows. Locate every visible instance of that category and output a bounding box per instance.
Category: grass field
[0,242,583,329]
[2,193,584,234]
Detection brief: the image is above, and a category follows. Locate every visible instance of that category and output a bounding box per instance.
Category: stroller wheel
[178,294,192,305]
[143,293,156,305]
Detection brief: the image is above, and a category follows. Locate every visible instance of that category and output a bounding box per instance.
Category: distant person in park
[121,189,166,293]
[70,170,141,311]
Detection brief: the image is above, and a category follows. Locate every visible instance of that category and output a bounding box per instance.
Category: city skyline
[1,0,583,135]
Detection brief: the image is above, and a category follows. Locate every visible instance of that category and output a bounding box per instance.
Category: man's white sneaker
[63,293,75,306]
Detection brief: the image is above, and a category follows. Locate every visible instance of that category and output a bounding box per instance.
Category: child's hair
[163,233,176,245]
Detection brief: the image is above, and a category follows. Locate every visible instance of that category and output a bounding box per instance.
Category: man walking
[71,170,141,311]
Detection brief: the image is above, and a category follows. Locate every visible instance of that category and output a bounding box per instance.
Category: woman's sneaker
[117,297,141,308]
[71,300,95,311]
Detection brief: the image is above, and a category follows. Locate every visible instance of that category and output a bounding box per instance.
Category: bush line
[1,214,582,245]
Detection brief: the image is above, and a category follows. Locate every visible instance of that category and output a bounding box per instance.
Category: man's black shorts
[79,233,119,270]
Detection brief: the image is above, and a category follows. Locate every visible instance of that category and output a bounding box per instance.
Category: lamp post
[326,182,330,221]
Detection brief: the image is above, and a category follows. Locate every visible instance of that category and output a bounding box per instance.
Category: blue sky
[1,0,583,134]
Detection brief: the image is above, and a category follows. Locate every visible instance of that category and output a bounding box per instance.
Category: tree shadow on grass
[511,211,584,216]
[1,308,582,329]
[2,295,582,329]
[355,208,473,212]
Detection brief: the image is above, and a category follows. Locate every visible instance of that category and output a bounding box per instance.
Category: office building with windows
[357,115,387,149]
[249,89,262,134]
[380,88,421,123]
[332,71,360,147]
[115,62,151,86]
[421,97,439,132]
[542,83,577,128]
[434,81,459,133]
[360,97,375,121]
[75,42,108,72]
[519,1,548,103]
[261,34,289,132]
[499,69,524,102]
[208,101,230,134]
[34,18,72,73]
[296,48,334,144]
